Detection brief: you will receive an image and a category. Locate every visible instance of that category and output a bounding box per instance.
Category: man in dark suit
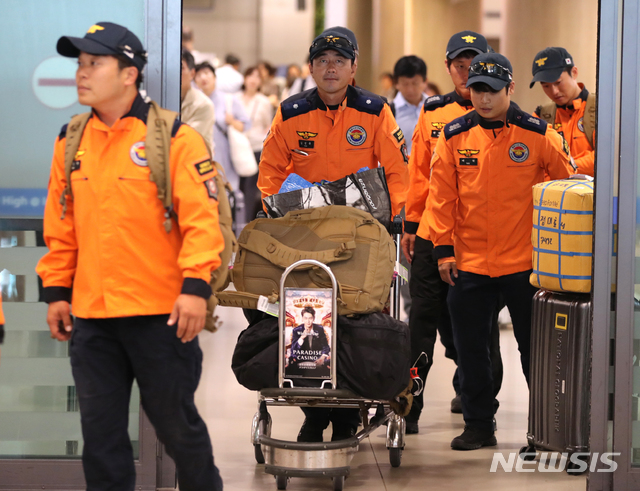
[290,306,330,366]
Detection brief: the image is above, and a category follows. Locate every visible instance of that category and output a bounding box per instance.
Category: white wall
[183,0,259,69]
[183,0,315,69]
[259,0,316,66]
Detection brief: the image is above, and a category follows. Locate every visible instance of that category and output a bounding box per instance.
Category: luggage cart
[251,217,407,490]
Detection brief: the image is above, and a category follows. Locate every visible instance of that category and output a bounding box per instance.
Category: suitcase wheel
[519,444,536,461]
[566,455,589,475]
[275,474,288,490]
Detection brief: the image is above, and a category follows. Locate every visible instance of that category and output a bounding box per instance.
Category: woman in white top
[239,66,274,222]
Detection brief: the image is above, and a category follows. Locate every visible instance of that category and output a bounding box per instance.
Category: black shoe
[450,395,462,414]
[493,417,497,432]
[451,426,497,451]
[405,419,419,434]
[297,419,324,442]
[331,424,357,441]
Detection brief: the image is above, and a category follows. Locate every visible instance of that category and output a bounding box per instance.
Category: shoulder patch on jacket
[443,114,476,140]
[349,87,385,116]
[423,95,445,112]
[281,96,313,121]
[512,108,547,136]
[59,123,69,140]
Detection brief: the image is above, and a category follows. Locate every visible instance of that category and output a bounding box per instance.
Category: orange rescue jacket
[427,103,575,277]
[535,85,594,176]
[36,94,224,319]
[257,85,409,216]
[405,91,474,240]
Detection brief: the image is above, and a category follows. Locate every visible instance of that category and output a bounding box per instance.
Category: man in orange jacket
[400,31,503,434]
[258,26,409,443]
[36,23,224,490]
[257,28,409,217]
[531,47,595,176]
[428,52,574,450]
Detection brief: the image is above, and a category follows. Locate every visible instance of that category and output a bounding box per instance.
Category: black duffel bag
[231,312,411,400]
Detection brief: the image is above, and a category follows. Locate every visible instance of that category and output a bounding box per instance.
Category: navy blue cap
[309,26,358,61]
[530,47,574,88]
[57,22,147,71]
[446,31,489,59]
[466,52,513,91]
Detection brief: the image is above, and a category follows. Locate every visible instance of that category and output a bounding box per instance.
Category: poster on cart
[283,288,333,380]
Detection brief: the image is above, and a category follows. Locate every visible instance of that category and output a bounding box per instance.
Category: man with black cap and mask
[258,27,409,442]
[36,22,224,490]
[426,52,575,450]
[531,47,595,177]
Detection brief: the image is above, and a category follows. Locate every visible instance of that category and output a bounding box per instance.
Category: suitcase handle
[566,174,594,181]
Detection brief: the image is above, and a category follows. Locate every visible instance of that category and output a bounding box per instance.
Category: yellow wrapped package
[531,176,594,293]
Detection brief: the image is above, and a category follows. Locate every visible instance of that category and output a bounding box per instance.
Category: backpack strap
[60,112,92,220]
[239,229,356,269]
[214,290,278,310]
[583,92,596,149]
[146,101,179,233]
[538,102,557,126]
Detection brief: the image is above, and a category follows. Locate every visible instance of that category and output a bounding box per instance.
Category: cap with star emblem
[529,47,574,88]
[446,30,489,60]
[309,26,358,61]
[57,22,147,71]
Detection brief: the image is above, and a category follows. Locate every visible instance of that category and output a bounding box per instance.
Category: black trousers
[70,315,222,491]
[300,407,361,430]
[238,151,264,223]
[447,270,537,431]
[407,237,503,422]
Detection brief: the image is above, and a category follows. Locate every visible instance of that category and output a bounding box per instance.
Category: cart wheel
[275,474,288,490]
[566,455,589,475]
[519,445,536,461]
[254,444,265,464]
[389,447,402,468]
[333,476,345,491]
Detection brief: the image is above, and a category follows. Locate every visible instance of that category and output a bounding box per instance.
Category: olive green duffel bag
[214,205,396,315]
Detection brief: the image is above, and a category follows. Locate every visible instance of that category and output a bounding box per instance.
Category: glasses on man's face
[469,62,512,78]
[311,36,355,51]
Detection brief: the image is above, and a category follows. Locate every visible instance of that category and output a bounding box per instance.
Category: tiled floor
[196,306,587,491]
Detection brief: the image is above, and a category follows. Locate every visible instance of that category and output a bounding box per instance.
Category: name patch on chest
[71,160,81,172]
[459,158,478,166]
[299,140,315,149]
[431,130,441,138]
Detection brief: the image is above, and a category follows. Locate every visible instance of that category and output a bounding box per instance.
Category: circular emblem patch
[509,143,529,163]
[346,125,367,146]
[577,117,585,133]
[130,141,148,167]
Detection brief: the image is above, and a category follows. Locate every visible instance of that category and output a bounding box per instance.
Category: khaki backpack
[61,101,237,332]
[538,92,596,148]
[216,205,396,316]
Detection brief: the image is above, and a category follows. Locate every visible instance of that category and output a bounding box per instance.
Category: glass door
[0,1,180,489]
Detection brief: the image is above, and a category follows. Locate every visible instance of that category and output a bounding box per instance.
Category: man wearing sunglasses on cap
[400,31,504,435]
[258,27,409,443]
[531,47,595,177]
[426,52,575,450]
